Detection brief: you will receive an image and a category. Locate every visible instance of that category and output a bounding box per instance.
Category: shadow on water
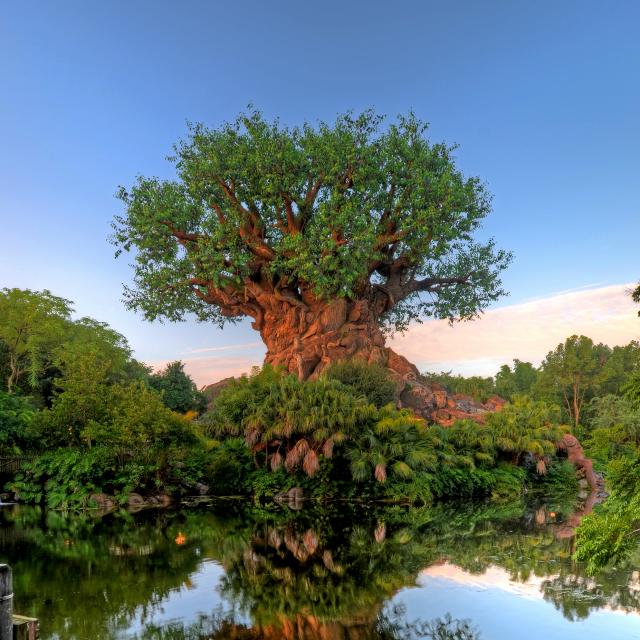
[0,499,638,639]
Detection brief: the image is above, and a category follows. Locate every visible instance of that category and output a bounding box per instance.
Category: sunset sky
[2,1,639,386]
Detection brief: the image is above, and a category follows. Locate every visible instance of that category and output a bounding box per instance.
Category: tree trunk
[259,298,418,381]
[250,296,504,426]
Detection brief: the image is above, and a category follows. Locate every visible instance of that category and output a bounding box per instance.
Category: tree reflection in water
[0,501,638,639]
[138,607,481,640]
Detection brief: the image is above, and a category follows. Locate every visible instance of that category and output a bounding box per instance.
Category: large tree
[113,110,511,380]
[0,288,72,393]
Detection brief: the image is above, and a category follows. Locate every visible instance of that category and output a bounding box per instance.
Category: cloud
[182,341,263,355]
[389,283,640,376]
[149,283,639,384]
[150,355,262,387]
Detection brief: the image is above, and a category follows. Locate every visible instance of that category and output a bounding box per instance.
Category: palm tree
[348,407,440,483]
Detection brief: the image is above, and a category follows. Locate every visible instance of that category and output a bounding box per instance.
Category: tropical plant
[0,390,36,452]
[485,396,566,469]
[348,406,439,484]
[323,359,397,408]
[576,455,640,573]
[206,367,376,477]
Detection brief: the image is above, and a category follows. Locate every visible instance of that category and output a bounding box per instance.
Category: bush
[205,438,254,496]
[323,360,397,408]
[0,391,36,453]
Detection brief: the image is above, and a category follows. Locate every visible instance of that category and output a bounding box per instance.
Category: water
[1,500,640,639]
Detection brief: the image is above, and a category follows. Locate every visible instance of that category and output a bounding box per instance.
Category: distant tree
[149,361,206,414]
[537,335,606,429]
[599,342,640,396]
[113,109,511,380]
[632,283,640,316]
[422,371,496,403]
[495,360,538,400]
[0,288,72,393]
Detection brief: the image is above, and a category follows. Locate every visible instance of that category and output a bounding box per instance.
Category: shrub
[323,360,397,408]
[0,391,36,453]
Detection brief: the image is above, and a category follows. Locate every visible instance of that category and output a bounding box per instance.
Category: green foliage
[583,395,640,465]
[495,359,538,400]
[421,371,496,403]
[0,288,73,393]
[0,391,36,453]
[576,455,640,573]
[205,438,254,496]
[348,406,439,484]
[149,360,206,413]
[538,335,614,428]
[113,108,511,332]
[484,395,566,463]
[204,366,376,478]
[11,448,115,508]
[323,359,396,408]
[527,460,579,502]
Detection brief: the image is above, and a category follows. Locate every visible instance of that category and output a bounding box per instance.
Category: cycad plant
[485,395,567,470]
[348,406,440,483]
[205,367,377,477]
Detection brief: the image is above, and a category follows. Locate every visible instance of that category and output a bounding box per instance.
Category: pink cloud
[389,283,640,376]
[149,355,261,387]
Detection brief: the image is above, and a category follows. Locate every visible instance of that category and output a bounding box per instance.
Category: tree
[422,371,496,403]
[149,361,206,413]
[495,359,538,400]
[632,282,640,316]
[113,109,511,380]
[0,288,72,393]
[537,335,605,428]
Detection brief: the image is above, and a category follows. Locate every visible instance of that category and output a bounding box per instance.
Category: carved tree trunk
[259,298,418,381]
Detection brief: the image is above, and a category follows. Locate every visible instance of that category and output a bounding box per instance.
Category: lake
[1,499,640,639]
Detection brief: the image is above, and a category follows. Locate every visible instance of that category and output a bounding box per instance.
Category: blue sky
[1,1,639,382]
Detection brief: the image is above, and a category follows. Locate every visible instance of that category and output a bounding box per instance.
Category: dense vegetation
[5,285,640,576]
[426,333,640,572]
[1,287,574,511]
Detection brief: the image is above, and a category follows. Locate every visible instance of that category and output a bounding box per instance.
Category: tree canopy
[113,109,511,334]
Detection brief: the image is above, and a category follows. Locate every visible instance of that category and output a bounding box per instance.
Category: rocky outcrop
[557,433,599,493]
[202,377,235,405]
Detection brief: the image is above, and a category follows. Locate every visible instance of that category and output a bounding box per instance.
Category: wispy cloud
[182,341,263,355]
[150,355,261,387]
[151,283,639,385]
[390,283,640,376]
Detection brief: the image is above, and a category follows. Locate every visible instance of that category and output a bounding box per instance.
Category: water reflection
[0,501,639,639]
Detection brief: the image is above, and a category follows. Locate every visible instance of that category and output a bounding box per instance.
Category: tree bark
[258,298,418,381]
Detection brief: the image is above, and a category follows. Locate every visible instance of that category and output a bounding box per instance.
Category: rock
[88,493,116,510]
[274,487,305,510]
[127,493,146,507]
[194,482,210,496]
[558,434,598,493]
[202,377,235,408]
[578,478,589,490]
